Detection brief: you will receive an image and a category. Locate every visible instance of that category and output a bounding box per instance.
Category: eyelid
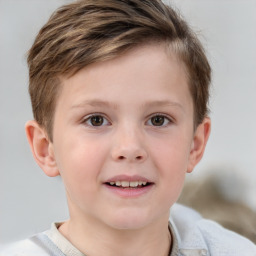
[148,112,173,120]
[82,113,111,126]
[146,113,174,126]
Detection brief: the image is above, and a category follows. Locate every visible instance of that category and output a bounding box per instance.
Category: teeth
[121,181,129,187]
[130,181,139,187]
[108,181,148,188]
[115,181,121,186]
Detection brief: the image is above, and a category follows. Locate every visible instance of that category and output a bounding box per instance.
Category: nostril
[117,155,143,160]
[112,149,147,162]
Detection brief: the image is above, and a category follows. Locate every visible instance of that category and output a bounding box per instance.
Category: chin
[104,210,157,231]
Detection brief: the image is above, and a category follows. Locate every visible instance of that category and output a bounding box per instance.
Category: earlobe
[25,120,60,177]
[187,117,211,173]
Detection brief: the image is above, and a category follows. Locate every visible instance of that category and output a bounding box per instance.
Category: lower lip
[103,184,154,198]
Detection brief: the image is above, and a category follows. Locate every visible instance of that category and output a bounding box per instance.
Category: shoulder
[0,238,49,256]
[197,218,256,254]
[170,204,256,255]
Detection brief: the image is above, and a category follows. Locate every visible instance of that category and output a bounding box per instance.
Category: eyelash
[83,114,110,127]
[146,113,173,127]
[82,113,173,127]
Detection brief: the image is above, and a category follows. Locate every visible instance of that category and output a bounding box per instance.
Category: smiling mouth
[105,181,152,188]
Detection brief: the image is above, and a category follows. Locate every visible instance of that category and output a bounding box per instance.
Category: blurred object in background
[178,173,256,244]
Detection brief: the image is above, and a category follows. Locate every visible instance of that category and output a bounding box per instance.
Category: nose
[111,127,148,163]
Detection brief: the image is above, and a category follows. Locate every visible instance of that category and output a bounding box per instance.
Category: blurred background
[0,0,255,244]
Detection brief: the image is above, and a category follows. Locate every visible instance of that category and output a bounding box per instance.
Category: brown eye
[151,115,165,126]
[90,115,104,126]
[84,114,110,127]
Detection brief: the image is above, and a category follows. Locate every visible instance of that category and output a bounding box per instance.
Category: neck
[59,215,171,256]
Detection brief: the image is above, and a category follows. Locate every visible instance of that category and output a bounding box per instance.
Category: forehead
[57,43,192,112]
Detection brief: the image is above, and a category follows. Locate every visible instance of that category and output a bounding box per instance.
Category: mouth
[105,181,152,189]
[103,175,154,197]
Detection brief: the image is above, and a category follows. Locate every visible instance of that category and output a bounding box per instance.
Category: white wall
[170,0,256,209]
[1,0,255,243]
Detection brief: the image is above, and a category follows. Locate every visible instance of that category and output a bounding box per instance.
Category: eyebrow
[142,100,184,110]
[71,100,119,109]
[71,99,184,111]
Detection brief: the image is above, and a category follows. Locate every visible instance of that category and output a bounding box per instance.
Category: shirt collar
[169,204,208,256]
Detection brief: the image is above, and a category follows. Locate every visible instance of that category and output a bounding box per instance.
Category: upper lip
[104,175,152,183]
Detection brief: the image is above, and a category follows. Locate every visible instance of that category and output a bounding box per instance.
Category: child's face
[47,43,208,229]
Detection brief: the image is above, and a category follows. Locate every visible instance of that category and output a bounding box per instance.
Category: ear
[25,120,60,177]
[187,117,211,173]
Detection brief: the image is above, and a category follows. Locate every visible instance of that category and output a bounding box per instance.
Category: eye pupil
[91,116,103,126]
[151,116,164,126]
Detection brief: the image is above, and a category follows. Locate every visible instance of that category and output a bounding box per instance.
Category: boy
[1,0,255,255]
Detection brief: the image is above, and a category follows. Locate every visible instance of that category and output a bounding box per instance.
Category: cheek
[153,143,187,205]
[150,134,192,172]
[54,136,108,192]
[149,135,191,198]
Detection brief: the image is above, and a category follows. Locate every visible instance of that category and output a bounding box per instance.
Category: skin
[26,43,210,256]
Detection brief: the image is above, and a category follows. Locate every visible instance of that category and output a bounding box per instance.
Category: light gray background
[1,0,255,243]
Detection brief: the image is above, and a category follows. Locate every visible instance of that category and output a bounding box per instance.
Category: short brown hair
[27,0,211,141]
